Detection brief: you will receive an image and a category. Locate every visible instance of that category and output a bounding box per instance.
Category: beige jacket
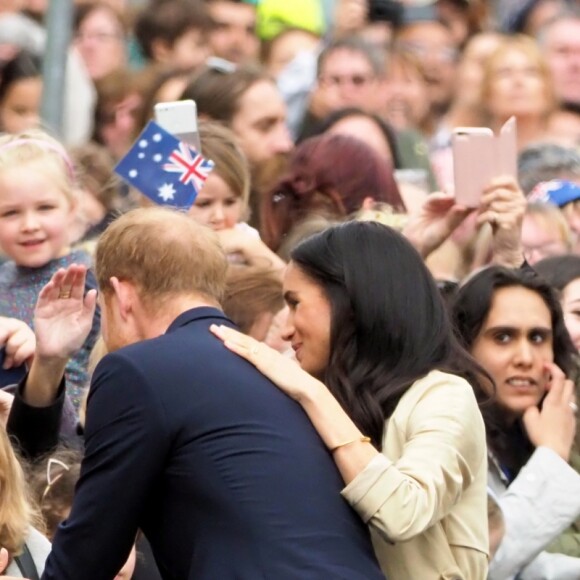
[341,370,489,579]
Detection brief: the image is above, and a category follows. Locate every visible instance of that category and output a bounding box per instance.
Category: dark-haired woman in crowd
[453,266,580,579]
[0,50,42,134]
[212,220,489,578]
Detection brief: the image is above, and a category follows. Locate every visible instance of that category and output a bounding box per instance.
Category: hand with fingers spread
[477,177,526,268]
[523,363,577,462]
[34,264,98,362]
[210,324,323,403]
[0,317,35,370]
[21,264,98,408]
[402,192,473,258]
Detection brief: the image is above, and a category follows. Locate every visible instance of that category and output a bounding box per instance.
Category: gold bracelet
[330,436,371,453]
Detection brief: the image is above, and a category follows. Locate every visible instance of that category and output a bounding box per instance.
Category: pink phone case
[452,118,517,207]
[452,129,495,207]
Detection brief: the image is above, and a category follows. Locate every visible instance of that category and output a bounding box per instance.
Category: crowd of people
[0,0,580,578]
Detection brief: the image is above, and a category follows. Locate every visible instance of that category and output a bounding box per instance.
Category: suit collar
[166,307,229,333]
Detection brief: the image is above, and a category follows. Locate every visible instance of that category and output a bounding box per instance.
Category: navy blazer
[42,307,384,580]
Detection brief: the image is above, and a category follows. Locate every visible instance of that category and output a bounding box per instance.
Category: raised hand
[34,264,97,362]
[402,192,473,258]
[209,324,322,403]
[476,176,526,268]
[0,317,35,369]
[523,363,577,462]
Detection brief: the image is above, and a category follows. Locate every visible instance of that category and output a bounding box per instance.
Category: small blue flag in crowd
[114,120,214,209]
[528,180,580,208]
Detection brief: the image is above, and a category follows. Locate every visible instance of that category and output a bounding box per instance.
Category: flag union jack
[163,142,213,191]
[114,120,215,209]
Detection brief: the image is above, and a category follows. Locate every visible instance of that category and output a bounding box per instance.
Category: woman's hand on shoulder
[523,363,577,462]
[210,324,323,404]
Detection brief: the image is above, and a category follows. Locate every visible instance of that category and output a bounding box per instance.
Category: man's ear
[109,277,134,321]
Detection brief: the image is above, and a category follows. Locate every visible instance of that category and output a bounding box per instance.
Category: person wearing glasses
[297,36,384,141]
[73,2,127,82]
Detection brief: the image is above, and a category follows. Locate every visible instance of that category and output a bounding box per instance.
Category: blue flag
[114,120,214,209]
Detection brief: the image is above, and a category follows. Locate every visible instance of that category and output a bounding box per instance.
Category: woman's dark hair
[0,50,41,105]
[290,221,490,448]
[534,254,580,293]
[262,133,405,251]
[452,266,577,476]
[309,107,403,169]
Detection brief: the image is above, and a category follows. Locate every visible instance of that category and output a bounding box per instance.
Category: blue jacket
[43,307,384,580]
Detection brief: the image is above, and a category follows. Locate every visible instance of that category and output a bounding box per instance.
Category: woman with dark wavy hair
[212,220,489,579]
[261,133,405,251]
[452,266,580,579]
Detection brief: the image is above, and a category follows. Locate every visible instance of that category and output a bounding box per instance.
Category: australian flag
[114,120,214,209]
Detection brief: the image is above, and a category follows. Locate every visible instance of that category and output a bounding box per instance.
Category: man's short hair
[96,207,228,307]
[317,36,385,79]
[518,143,580,194]
[181,64,270,124]
[135,0,212,60]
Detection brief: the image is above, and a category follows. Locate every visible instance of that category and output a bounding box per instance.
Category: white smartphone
[154,100,201,152]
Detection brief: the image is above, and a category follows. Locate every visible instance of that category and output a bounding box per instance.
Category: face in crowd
[74,4,127,81]
[471,285,554,421]
[206,0,259,64]
[188,172,244,231]
[280,262,332,379]
[543,16,580,107]
[396,21,459,115]
[230,79,293,169]
[316,47,382,118]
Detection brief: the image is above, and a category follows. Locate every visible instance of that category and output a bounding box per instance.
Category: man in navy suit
[41,208,383,580]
